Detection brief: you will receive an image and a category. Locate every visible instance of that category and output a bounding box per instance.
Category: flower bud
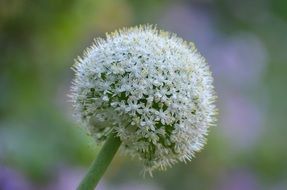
[70,25,217,174]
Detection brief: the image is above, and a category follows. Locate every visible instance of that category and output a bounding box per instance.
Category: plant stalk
[77,133,121,190]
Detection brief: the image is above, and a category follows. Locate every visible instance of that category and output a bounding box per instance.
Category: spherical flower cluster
[70,25,216,174]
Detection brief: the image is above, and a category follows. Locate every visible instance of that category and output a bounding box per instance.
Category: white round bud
[70,25,217,174]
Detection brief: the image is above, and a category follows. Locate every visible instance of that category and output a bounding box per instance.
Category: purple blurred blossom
[209,33,268,87]
[217,169,261,190]
[159,4,218,48]
[44,167,88,190]
[0,166,31,190]
[221,94,264,149]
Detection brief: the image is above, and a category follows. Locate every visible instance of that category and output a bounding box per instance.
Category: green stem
[77,133,121,190]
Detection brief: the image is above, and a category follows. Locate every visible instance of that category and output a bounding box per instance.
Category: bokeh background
[1,0,287,189]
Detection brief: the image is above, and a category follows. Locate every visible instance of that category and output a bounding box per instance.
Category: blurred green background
[0,0,287,189]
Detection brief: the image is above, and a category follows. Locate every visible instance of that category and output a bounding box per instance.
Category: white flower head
[70,25,217,175]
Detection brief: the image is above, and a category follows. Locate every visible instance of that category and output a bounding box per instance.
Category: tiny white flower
[70,25,217,174]
[102,96,109,102]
